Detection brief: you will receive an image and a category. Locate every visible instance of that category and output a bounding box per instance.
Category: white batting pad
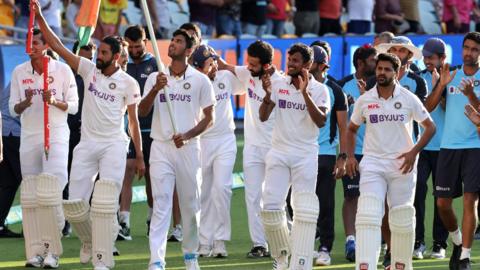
[20,175,42,259]
[389,205,415,270]
[261,209,290,259]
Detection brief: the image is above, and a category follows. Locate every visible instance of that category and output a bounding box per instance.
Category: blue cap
[192,45,218,68]
[312,45,329,65]
[422,38,446,57]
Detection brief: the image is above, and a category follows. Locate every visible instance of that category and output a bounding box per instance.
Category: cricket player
[337,45,378,263]
[33,2,145,269]
[190,45,242,258]
[259,43,329,270]
[139,29,215,270]
[217,40,283,258]
[426,32,480,270]
[118,25,158,241]
[346,53,435,270]
[413,38,450,260]
[9,27,78,268]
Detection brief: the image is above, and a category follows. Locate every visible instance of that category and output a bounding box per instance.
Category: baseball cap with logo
[192,45,218,68]
[312,45,329,67]
[422,38,446,57]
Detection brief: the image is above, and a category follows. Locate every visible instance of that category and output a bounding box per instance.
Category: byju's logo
[370,114,379,123]
[279,99,287,108]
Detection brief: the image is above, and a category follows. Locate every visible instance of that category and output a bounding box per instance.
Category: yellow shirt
[99,0,127,25]
[0,0,14,36]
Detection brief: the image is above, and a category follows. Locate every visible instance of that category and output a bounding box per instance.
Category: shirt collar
[166,65,193,80]
[30,57,57,75]
[375,83,401,100]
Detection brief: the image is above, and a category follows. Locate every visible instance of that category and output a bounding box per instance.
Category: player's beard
[130,51,145,61]
[96,57,114,71]
[250,67,264,77]
[377,75,394,87]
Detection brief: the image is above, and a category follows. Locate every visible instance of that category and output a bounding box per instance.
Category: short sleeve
[330,82,348,111]
[270,80,280,105]
[234,66,251,84]
[77,57,95,81]
[312,83,330,112]
[126,78,141,105]
[227,72,245,95]
[199,76,216,109]
[350,96,365,126]
[411,94,431,123]
[143,72,159,98]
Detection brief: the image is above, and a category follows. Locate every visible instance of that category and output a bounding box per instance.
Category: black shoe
[459,258,471,270]
[62,221,71,237]
[474,226,480,240]
[449,244,462,270]
[246,246,270,258]
[117,222,132,241]
[382,251,391,270]
[0,225,22,238]
[146,220,151,237]
[113,245,120,256]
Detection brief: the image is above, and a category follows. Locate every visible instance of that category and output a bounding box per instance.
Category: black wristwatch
[337,153,347,160]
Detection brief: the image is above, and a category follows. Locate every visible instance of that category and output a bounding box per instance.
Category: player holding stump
[139,29,216,270]
[346,53,435,270]
[32,2,145,269]
[259,43,329,270]
[9,28,78,268]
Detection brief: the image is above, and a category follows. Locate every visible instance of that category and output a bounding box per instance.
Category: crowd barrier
[0,34,465,119]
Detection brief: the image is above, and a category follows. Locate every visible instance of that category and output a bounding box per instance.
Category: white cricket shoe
[430,243,446,259]
[212,240,228,257]
[25,255,44,268]
[315,247,331,266]
[184,254,200,270]
[412,242,426,260]
[43,253,59,269]
[148,261,165,270]
[198,245,212,257]
[80,242,92,264]
[272,253,288,270]
[93,261,110,270]
[168,224,183,242]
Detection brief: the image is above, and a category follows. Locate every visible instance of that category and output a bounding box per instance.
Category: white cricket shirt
[77,57,141,142]
[144,65,216,144]
[234,66,282,148]
[9,59,78,145]
[270,75,330,156]
[350,84,431,159]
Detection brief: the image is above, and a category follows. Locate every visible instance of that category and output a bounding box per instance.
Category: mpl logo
[22,78,34,85]
[367,103,380,109]
[279,89,290,95]
[249,78,255,87]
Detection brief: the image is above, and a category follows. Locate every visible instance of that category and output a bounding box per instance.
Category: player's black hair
[179,22,201,43]
[310,40,331,58]
[72,40,97,54]
[376,53,401,72]
[172,29,195,49]
[32,28,46,43]
[124,25,146,42]
[247,40,274,65]
[353,45,377,69]
[288,43,313,63]
[102,35,122,55]
[463,32,480,46]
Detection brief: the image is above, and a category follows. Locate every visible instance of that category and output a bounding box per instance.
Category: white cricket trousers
[243,143,269,247]
[149,140,202,265]
[69,141,127,201]
[20,141,69,188]
[199,134,237,245]
[359,156,417,209]
[262,149,318,210]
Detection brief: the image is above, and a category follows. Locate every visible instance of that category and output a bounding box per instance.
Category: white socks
[119,211,130,227]
[460,247,471,260]
[449,228,462,246]
[147,207,153,221]
[346,235,355,242]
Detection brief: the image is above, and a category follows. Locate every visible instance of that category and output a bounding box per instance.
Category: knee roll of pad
[389,205,415,270]
[290,192,319,270]
[355,194,383,270]
[261,209,290,258]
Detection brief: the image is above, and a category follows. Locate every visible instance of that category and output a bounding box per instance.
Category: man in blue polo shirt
[119,25,158,240]
[427,32,480,270]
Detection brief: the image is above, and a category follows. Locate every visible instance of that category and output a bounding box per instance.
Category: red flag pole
[26,1,35,54]
[43,56,50,160]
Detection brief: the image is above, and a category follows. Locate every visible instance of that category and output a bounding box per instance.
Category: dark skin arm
[298,69,326,128]
[425,63,456,112]
[127,104,146,177]
[333,109,348,178]
[138,73,167,117]
[345,122,360,179]
[172,105,214,148]
[258,73,275,122]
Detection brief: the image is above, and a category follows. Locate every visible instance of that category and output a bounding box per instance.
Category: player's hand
[154,72,168,92]
[464,104,480,126]
[397,150,417,174]
[460,78,475,99]
[298,69,309,94]
[172,133,189,148]
[432,67,440,87]
[31,0,42,17]
[261,72,272,95]
[43,89,56,105]
[345,156,359,179]
[357,79,367,95]
[25,88,34,105]
[135,156,146,178]
[333,158,346,179]
[439,63,457,87]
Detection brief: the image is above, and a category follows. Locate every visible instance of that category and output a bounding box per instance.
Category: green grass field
[0,135,479,269]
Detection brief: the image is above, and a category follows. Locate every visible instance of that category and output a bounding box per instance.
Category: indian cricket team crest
[394,102,402,109]
[475,80,480,87]
[183,82,191,90]
[218,82,225,89]
[48,76,54,84]
[145,65,153,75]
[109,83,116,90]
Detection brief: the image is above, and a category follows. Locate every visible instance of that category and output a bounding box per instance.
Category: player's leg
[314,155,336,266]
[289,154,319,270]
[355,157,386,270]
[118,155,136,241]
[261,150,291,270]
[434,149,464,270]
[341,154,362,262]
[211,135,236,257]
[412,150,430,259]
[168,188,183,242]
[148,141,175,269]
[199,139,215,257]
[175,143,203,269]
[19,143,44,266]
[243,144,269,257]
[430,150,448,259]
[142,134,154,236]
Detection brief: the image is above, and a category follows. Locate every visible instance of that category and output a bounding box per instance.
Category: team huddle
[7,1,480,270]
